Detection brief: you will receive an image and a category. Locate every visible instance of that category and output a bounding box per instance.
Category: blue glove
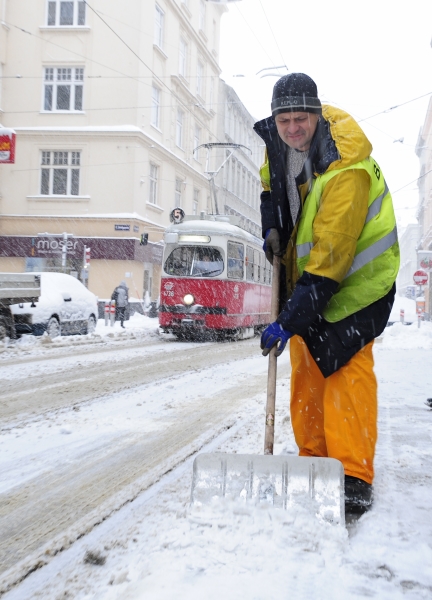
[260,321,293,357]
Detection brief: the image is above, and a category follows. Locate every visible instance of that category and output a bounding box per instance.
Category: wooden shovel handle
[264,255,280,455]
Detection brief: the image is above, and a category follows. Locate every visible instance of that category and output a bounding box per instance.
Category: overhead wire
[6,7,429,200]
[232,3,429,200]
[4,16,219,147]
[233,2,277,67]
[2,16,261,166]
[392,168,432,195]
[358,91,432,123]
[83,1,222,144]
[90,7,216,66]
[322,96,399,141]
[257,0,287,68]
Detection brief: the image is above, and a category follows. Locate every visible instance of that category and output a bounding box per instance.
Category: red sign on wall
[413,270,428,285]
[0,128,16,164]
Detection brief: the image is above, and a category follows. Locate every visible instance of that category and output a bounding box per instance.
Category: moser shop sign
[0,236,163,263]
[36,237,82,256]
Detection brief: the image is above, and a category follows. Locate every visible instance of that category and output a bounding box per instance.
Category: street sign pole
[413,271,428,327]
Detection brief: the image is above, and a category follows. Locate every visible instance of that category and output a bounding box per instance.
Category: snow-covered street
[1,316,432,599]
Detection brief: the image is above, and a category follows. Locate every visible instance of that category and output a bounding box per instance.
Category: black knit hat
[271,73,322,116]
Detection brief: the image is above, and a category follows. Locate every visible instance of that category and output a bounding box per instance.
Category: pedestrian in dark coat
[111,281,129,328]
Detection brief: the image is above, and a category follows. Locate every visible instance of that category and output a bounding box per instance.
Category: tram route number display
[163,282,174,297]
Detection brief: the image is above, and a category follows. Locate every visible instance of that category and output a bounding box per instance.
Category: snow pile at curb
[380,321,432,349]
[0,314,160,359]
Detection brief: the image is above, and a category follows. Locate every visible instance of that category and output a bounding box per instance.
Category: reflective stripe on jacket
[260,152,271,192]
[296,157,399,322]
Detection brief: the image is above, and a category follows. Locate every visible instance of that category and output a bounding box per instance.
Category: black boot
[345,475,373,515]
[425,398,432,408]
[121,322,125,329]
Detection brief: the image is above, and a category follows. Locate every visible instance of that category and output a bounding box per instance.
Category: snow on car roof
[165,216,261,245]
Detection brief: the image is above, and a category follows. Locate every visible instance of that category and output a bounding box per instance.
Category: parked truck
[0,273,41,340]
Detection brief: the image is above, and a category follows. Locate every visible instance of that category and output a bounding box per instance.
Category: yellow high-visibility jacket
[254,105,399,376]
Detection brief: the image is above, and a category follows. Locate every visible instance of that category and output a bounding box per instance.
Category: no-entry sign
[413,270,428,285]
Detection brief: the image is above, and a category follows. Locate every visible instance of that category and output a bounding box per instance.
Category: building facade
[415,94,432,315]
[396,223,421,299]
[0,0,230,300]
[211,80,262,238]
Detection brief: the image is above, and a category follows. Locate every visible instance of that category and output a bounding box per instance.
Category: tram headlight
[183,294,195,306]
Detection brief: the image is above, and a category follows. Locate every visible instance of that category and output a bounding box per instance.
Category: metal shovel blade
[191,453,345,523]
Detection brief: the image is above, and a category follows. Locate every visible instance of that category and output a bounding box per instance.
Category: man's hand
[262,228,281,265]
[260,322,293,357]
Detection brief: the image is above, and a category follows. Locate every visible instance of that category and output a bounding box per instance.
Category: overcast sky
[218,0,432,229]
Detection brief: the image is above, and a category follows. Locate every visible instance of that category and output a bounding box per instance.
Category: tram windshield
[164,246,224,277]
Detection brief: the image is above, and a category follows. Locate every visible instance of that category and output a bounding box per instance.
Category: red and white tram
[159,210,272,339]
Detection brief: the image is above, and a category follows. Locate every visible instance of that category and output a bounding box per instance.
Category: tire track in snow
[0,340,282,593]
[0,340,258,428]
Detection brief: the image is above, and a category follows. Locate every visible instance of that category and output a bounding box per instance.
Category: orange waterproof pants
[289,335,377,484]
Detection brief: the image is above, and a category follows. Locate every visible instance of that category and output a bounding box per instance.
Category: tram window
[164,246,224,277]
[246,246,254,281]
[253,249,259,282]
[227,241,244,279]
[260,252,266,283]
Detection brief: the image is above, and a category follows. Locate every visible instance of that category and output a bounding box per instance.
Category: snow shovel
[190,256,345,523]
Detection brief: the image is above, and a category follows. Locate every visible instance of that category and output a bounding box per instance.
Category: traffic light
[140,233,149,246]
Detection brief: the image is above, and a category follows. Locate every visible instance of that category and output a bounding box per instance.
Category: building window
[231,159,235,194]
[176,109,184,148]
[175,178,183,207]
[154,4,164,48]
[194,124,200,160]
[179,37,187,77]
[151,86,160,128]
[149,163,158,204]
[43,67,84,112]
[212,19,217,51]
[199,0,206,31]
[40,150,80,196]
[196,61,204,98]
[209,77,214,110]
[193,188,200,215]
[47,1,86,26]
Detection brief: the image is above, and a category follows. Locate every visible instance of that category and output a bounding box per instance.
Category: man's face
[274,111,319,151]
